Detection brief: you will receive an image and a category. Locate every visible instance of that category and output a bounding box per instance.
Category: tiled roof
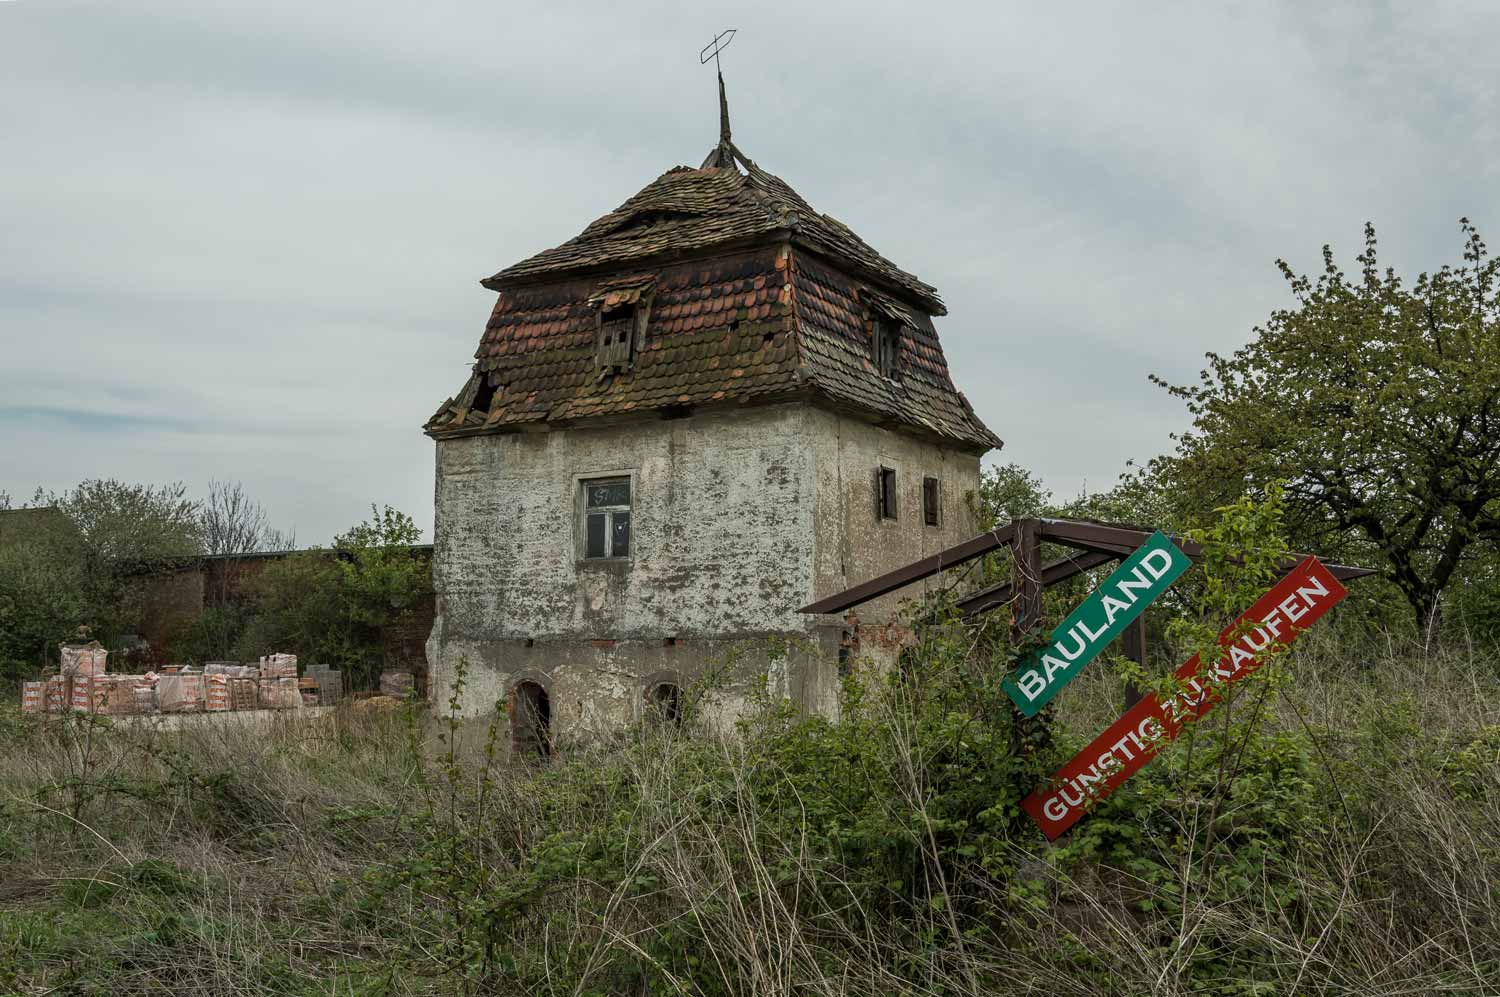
[428,133,997,450]
[426,243,1000,452]
[791,252,1000,449]
[484,146,946,316]
[431,247,802,431]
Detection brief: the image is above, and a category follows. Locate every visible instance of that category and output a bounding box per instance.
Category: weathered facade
[425,84,1000,744]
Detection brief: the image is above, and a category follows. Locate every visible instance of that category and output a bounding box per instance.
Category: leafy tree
[230,505,430,686]
[1,481,204,673]
[236,551,357,666]
[48,479,202,566]
[334,505,426,633]
[0,505,90,682]
[1152,221,1500,635]
[972,462,1052,529]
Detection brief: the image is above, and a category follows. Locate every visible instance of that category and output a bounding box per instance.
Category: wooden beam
[799,523,1018,616]
[802,517,1377,619]
[956,549,1116,618]
[1039,519,1378,582]
[1012,519,1043,637]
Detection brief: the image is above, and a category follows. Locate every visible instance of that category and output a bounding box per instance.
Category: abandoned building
[423,78,1000,747]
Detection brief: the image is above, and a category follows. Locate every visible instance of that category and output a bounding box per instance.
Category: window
[582,476,631,559]
[597,303,635,371]
[838,629,855,679]
[922,476,941,527]
[873,317,901,378]
[588,281,653,376]
[471,373,496,414]
[512,681,552,759]
[877,466,898,520]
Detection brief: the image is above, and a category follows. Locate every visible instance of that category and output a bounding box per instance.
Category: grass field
[2,632,1497,995]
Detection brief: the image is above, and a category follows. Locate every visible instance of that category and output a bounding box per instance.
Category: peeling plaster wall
[428,403,828,724]
[428,400,986,739]
[807,409,985,672]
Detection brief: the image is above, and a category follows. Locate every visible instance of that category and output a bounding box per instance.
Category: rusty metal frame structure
[799,517,1376,707]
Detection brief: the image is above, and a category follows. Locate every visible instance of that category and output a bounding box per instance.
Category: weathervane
[700,29,738,163]
[700,28,736,72]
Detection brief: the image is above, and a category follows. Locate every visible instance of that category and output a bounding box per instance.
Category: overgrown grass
[1,635,1497,995]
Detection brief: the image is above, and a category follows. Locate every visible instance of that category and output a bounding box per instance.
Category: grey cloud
[3,0,1497,542]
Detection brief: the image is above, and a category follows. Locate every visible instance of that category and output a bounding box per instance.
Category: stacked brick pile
[20,648,346,718]
[257,654,302,710]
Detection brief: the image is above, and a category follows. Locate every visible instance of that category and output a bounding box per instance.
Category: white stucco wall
[428,403,822,721]
[427,400,986,732]
[806,408,984,667]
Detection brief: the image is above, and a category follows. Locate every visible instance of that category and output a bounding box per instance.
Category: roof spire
[718,69,731,145]
[700,29,738,170]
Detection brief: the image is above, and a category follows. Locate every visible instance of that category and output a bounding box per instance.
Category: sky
[3,1,1497,543]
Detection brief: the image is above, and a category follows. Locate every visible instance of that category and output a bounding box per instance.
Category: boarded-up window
[597,304,635,370]
[878,466,898,520]
[923,476,941,527]
[583,477,631,559]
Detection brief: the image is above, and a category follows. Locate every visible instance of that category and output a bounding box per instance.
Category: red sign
[1021,556,1347,840]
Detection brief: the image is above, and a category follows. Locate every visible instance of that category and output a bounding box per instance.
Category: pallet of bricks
[19,641,155,718]
[19,645,324,717]
[258,653,304,709]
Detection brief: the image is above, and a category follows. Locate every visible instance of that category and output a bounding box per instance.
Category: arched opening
[897,647,917,686]
[512,681,552,758]
[645,682,682,726]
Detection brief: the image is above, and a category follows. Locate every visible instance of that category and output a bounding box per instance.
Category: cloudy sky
[3,1,1496,542]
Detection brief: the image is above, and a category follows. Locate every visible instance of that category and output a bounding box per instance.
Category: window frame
[877,466,899,521]
[922,475,942,528]
[872,317,902,379]
[596,303,636,371]
[577,471,636,562]
[590,284,654,376]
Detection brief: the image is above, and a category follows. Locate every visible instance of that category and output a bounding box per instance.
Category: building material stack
[257,654,302,710]
[305,665,343,707]
[158,668,205,713]
[16,649,350,718]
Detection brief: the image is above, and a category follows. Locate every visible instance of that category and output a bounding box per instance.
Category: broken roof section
[484,143,946,317]
[429,88,999,453]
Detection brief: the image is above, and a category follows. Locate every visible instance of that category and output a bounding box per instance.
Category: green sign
[1004,531,1190,717]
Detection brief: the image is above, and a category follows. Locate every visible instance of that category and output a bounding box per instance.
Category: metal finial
[700,29,738,167]
[700,28,736,70]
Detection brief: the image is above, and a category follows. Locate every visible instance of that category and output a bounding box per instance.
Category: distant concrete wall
[428,400,986,742]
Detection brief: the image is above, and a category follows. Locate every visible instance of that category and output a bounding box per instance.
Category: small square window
[877,466,898,521]
[582,476,631,559]
[922,476,941,527]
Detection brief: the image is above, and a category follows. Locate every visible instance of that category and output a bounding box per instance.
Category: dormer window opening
[472,373,497,414]
[598,304,635,370]
[873,317,901,378]
[589,281,654,378]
